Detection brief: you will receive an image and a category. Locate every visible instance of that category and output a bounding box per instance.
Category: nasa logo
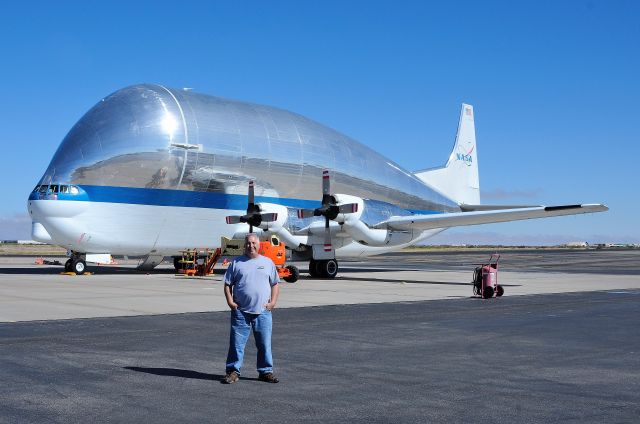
[456,145,474,166]
[456,152,473,165]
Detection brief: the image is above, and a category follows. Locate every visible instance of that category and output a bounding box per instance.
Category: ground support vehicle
[175,248,221,277]
[220,235,299,283]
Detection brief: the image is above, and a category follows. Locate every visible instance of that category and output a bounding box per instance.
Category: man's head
[244,233,260,259]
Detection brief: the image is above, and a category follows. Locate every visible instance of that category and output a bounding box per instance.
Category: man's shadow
[124,366,261,383]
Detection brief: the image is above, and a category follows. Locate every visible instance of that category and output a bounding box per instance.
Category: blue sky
[0,0,637,244]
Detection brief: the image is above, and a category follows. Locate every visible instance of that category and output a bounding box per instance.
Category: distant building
[565,241,588,247]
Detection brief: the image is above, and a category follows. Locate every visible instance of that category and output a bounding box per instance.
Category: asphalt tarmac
[0,250,639,423]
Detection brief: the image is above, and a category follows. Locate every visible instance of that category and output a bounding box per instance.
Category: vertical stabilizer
[414,103,480,205]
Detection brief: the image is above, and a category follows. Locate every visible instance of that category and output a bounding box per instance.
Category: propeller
[297,170,358,251]
[225,180,278,232]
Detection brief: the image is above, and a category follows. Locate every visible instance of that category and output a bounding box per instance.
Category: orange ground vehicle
[184,235,299,282]
[258,236,299,283]
[175,248,221,276]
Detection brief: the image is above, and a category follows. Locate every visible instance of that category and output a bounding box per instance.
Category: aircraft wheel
[72,259,86,275]
[318,259,338,279]
[482,286,494,299]
[496,285,504,297]
[283,265,299,283]
[64,259,72,272]
[309,259,319,277]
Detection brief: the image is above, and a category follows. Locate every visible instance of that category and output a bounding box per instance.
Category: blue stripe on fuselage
[29,185,443,215]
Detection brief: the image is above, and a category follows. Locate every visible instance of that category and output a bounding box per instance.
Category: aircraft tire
[284,265,299,283]
[496,285,504,297]
[309,259,319,277]
[64,259,72,272]
[72,259,86,275]
[318,259,338,279]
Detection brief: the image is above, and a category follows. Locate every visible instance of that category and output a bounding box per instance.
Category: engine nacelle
[255,203,288,230]
[335,197,417,247]
[332,194,364,222]
[256,202,307,249]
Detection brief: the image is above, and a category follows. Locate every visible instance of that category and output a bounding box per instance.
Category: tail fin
[414,103,480,205]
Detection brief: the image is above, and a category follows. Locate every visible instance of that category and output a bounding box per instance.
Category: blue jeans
[226,309,273,375]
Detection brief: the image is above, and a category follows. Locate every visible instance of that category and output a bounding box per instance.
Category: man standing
[222,233,280,384]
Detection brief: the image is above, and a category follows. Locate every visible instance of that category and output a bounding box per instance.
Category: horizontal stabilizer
[373,204,608,231]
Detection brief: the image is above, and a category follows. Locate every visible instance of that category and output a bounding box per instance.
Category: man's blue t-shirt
[224,255,279,314]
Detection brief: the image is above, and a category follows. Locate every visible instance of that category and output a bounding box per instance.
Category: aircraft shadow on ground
[0,266,214,275]
[334,275,521,287]
[0,266,518,286]
[335,267,415,273]
[123,366,260,383]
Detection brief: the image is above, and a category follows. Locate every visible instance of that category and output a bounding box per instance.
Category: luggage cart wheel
[496,285,504,297]
[482,286,494,299]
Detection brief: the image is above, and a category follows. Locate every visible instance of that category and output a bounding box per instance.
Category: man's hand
[265,283,279,311]
[224,285,238,310]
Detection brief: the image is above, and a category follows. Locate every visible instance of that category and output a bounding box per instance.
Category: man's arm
[265,283,279,311]
[224,284,238,310]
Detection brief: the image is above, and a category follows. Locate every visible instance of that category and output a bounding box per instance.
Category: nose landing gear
[64,252,87,275]
[65,256,87,275]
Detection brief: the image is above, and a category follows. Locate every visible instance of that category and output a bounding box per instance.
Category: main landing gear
[309,259,339,279]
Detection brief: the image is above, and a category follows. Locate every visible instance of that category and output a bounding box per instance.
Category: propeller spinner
[225,181,278,232]
[297,170,358,251]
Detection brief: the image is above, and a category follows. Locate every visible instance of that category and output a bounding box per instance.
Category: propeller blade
[260,213,278,222]
[225,181,271,231]
[337,203,358,214]
[322,170,330,197]
[297,209,316,219]
[247,180,255,211]
[226,215,243,224]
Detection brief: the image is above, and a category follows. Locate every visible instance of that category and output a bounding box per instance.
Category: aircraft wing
[373,204,609,231]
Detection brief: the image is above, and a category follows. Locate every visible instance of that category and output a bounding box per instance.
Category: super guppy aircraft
[28,84,607,275]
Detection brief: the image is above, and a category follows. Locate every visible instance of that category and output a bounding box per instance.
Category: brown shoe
[258,372,279,383]
[222,371,239,384]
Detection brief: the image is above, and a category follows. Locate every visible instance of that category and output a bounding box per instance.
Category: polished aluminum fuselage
[29,84,458,255]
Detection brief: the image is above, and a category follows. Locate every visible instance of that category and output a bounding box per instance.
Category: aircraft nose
[31,221,52,243]
[28,197,87,220]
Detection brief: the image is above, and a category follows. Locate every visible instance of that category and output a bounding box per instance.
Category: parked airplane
[28,84,607,275]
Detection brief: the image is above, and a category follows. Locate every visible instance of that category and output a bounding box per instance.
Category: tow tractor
[472,254,504,299]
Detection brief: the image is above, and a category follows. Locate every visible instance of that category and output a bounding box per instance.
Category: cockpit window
[59,185,69,194]
[38,185,49,193]
[50,185,59,193]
